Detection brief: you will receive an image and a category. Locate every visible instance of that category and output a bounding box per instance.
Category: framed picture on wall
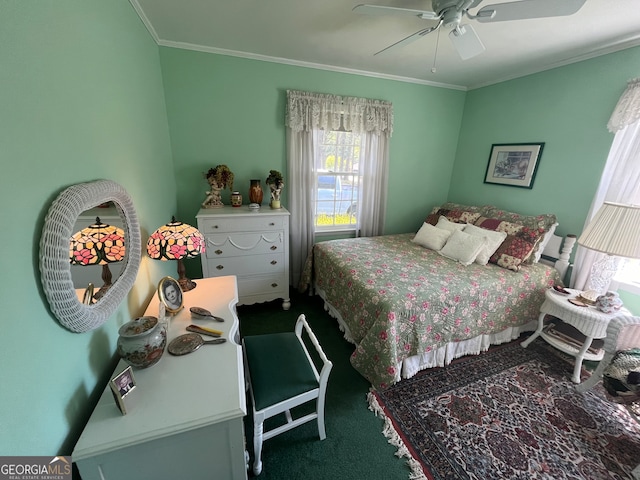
[484,143,545,189]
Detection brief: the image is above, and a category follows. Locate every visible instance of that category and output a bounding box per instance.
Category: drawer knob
[215,249,223,255]
[270,260,277,265]
[271,283,278,288]
[216,265,224,270]
[270,246,277,251]
[213,225,219,229]
[269,222,275,226]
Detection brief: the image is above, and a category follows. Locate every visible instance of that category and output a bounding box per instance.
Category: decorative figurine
[202,165,234,208]
[266,170,284,209]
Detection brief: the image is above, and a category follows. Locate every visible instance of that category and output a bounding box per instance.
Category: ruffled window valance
[285,90,394,137]
[607,77,640,133]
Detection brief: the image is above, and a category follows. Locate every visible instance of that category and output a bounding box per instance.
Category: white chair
[577,314,640,478]
[576,314,640,395]
[242,314,333,476]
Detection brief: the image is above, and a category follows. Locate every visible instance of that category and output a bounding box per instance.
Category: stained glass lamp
[70,217,126,300]
[147,217,206,292]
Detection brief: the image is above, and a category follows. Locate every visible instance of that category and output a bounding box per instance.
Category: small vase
[270,199,281,209]
[231,191,242,207]
[117,316,167,369]
[249,179,263,205]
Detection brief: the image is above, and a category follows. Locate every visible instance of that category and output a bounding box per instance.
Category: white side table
[521,288,628,383]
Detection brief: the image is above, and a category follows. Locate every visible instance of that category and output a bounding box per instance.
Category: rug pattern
[369,339,640,480]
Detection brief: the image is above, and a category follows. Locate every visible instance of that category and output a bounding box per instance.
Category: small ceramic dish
[552,285,570,295]
[568,298,588,307]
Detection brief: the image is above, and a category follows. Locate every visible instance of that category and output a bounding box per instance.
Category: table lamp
[147,217,206,292]
[70,217,126,300]
[577,202,640,295]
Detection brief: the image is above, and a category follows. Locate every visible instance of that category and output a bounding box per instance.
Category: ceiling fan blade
[352,4,440,21]
[475,0,586,23]
[448,24,485,60]
[374,23,442,56]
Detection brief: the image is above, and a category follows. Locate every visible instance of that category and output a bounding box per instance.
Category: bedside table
[521,288,629,383]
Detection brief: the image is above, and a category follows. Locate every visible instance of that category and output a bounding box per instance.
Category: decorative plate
[552,285,570,295]
[568,298,588,307]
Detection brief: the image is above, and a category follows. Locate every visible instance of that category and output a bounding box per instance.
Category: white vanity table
[72,276,247,480]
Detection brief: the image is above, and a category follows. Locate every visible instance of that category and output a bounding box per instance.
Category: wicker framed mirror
[40,180,141,332]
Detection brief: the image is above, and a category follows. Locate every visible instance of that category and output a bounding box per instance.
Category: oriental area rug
[368,338,640,480]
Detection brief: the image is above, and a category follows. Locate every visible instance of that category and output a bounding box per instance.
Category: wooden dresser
[196,206,291,310]
[72,276,247,480]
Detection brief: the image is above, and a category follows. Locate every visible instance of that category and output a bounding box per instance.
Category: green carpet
[238,289,409,479]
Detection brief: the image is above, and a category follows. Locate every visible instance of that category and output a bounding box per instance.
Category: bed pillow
[435,215,466,233]
[425,209,482,226]
[474,217,544,271]
[463,223,508,265]
[412,222,452,251]
[533,222,559,262]
[481,207,557,264]
[425,203,484,226]
[438,229,487,266]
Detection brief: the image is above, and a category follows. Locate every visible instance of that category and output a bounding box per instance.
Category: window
[614,258,640,294]
[314,130,361,230]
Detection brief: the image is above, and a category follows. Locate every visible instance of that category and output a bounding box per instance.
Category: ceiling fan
[353,0,586,60]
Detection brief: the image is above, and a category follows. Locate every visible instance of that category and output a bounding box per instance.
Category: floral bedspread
[300,234,560,389]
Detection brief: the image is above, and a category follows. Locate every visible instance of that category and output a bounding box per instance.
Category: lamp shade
[147,217,205,292]
[578,202,640,259]
[146,217,205,260]
[70,218,126,266]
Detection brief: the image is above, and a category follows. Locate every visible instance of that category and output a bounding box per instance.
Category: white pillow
[463,223,508,265]
[439,229,487,266]
[412,222,452,251]
[435,215,466,233]
[533,222,559,262]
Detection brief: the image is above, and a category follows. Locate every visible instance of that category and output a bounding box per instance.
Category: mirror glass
[40,180,141,333]
[70,204,126,292]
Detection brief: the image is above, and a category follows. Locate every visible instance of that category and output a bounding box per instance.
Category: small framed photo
[158,276,184,313]
[484,143,545,189]
[109,366,136,415]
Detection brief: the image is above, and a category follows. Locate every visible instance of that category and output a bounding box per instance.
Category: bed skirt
[314,284,538,383]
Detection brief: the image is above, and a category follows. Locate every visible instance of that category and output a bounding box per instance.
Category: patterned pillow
[426,207,482,226]
[481,207,557,264]
[474,217,544,271]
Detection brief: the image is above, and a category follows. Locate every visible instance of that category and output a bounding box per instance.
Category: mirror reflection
[69,204,127,299]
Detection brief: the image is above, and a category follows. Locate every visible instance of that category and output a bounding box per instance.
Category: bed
[300,202,576,389]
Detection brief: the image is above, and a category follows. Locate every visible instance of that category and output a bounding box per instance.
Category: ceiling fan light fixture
[449,24,485,60]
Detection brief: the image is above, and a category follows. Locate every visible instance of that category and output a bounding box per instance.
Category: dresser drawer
[204,232,284,258]
[237,273,288,298]
[204,253,285,277]
[198,216,284,234]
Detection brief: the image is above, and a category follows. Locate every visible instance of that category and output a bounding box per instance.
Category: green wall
[451,46,640,312]
[158,47,467,279]
[451,46,640,240]
[0,1,175,455]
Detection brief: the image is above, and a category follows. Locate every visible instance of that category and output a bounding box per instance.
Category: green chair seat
[244,332,318,411]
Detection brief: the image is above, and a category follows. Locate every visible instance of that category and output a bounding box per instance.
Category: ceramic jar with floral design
[117,316,167,368]
[595,291,624,314]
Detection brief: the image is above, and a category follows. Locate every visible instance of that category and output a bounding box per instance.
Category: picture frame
[158,276,184,314]
[109,366,136,415]
[483,143,545,189]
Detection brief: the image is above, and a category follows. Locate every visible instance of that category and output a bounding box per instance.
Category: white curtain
[571,78,640,290]
[285,89,393,287]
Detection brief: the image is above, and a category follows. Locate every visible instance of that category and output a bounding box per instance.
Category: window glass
[314,130,361,229]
